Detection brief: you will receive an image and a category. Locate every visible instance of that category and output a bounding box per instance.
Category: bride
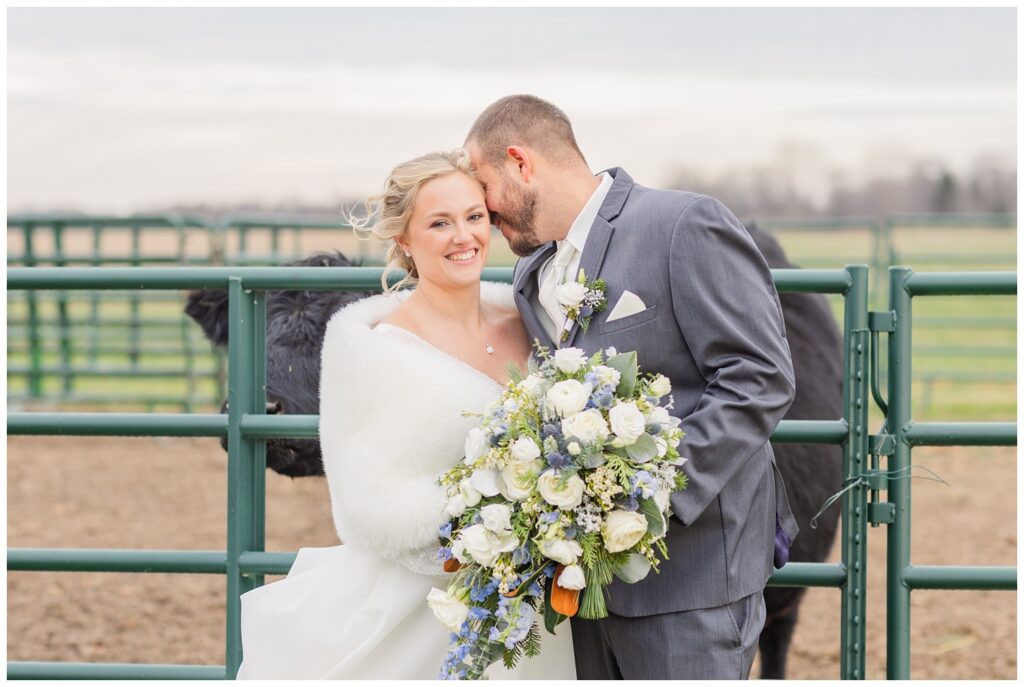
[236,150,576,679]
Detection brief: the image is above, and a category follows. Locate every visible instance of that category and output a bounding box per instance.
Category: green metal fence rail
[879,268,1017,679]
[6,264,1016,679]
[7,265,868,680]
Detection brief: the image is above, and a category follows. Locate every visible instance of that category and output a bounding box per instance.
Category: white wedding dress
[236,282,576,680]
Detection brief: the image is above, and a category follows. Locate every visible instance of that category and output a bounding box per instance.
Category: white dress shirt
[533,172,614,341]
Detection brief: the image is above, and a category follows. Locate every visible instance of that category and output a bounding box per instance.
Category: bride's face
[401,172,491,288]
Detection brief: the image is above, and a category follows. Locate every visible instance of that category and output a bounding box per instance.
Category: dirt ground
[6,435,1017,679]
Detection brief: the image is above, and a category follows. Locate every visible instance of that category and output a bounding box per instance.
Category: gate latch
[868,311,895,332]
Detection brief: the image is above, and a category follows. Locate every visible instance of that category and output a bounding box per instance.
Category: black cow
[184,251,371,476]
[184,229,843,679]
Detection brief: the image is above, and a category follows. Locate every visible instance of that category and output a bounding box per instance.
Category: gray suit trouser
[569,591,765,680]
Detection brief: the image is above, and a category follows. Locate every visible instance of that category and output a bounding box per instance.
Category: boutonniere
[555,268,607,343]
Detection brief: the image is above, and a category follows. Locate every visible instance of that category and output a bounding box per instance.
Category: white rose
[602,509,649,553]
[426,587,469,631]
[499,459,543,501]
[561,409,610,445]
[648,374,672,398]
[480,503,512,533]
[609,402,646,445]
[546,380,590,418]
[458,479,482,508]
[460,524,500,567]
[445,493,467,519]
[539,538,583,565]
[566,441,581,456]
[509,436,541,462]
[537,471,585,510]
[464,427,488,464]
[469,468,500,498]
[556,281,588,308]
[552,347,588,374]
[556,564,587,590]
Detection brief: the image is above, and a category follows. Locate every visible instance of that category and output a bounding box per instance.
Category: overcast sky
[7,7,1017,213]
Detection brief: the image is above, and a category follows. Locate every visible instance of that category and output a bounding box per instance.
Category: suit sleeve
[667,195,796,526]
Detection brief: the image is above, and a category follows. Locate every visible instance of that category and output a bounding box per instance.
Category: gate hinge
[868,311,896,332]
[867,502,896,525]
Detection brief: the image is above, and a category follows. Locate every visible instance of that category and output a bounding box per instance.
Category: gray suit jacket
[513,168,799,616]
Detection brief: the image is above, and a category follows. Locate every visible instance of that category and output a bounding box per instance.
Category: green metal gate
[6,264,1016,679]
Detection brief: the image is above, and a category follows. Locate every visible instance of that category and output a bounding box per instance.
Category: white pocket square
[606,290,647,322]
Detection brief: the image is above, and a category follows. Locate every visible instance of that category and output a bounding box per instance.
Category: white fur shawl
[318,281,515,574]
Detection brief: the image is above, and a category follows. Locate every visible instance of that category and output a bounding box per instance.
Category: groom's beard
[492,183,540,257]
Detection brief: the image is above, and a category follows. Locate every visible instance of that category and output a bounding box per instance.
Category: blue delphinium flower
[630,470,657,499]
[439,522,453,539]
[437,546,452,561]
[594,389,614,409]
[511,545,532,567]
[468,606,491,622]
[563,525,578,540]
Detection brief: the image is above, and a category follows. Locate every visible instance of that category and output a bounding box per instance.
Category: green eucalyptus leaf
[583,453,607,468]
[612,553,652,584]
[625,433,658,463]
[639,497,666,537]
[605,351,638,397]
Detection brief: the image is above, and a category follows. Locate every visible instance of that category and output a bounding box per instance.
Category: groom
[465,95,799,680]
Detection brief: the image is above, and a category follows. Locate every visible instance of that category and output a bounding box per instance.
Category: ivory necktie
[537,240,578,343]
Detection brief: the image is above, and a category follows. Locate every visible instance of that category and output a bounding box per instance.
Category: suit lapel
[513,242,557,350]
[564,217,614,348]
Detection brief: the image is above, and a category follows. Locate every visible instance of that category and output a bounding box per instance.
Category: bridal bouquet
[428,346,687,679]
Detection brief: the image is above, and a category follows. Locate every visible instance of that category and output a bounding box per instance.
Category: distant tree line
[667,154,1016,220]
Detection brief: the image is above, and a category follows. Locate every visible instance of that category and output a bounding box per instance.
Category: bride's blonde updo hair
[349,148,478,292]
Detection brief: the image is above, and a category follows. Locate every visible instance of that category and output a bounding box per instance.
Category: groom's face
[467,148,542,258]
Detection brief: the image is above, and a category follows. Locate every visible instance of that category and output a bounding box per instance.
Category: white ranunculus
[460,524,500,567]
[648,374,672,398]
[566,441,581,456]
[609,402,646,445]
[540,538,583,565]
[537,471,585,510]
[469,468,500,498]
[654,488,671,514]
[602,509,649,553]
[499,459,543,501]
[458,479,482,508]
[592,365,621,389]
[427,587,470,631]
[480,503,513,533]
[647,406,671,428]
[556,281,588,308]
[509,436,541,462]
[464,427,489,464]
[561,408,609,445]
[552,347,588,374]
[445,493,467,519]
[546,380,590,418]
[518,375,547,400]
[557,564,587,590]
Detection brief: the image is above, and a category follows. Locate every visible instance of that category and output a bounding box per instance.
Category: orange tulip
[550,564,581,617]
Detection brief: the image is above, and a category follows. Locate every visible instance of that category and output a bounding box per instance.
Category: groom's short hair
[466,95,587,169]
